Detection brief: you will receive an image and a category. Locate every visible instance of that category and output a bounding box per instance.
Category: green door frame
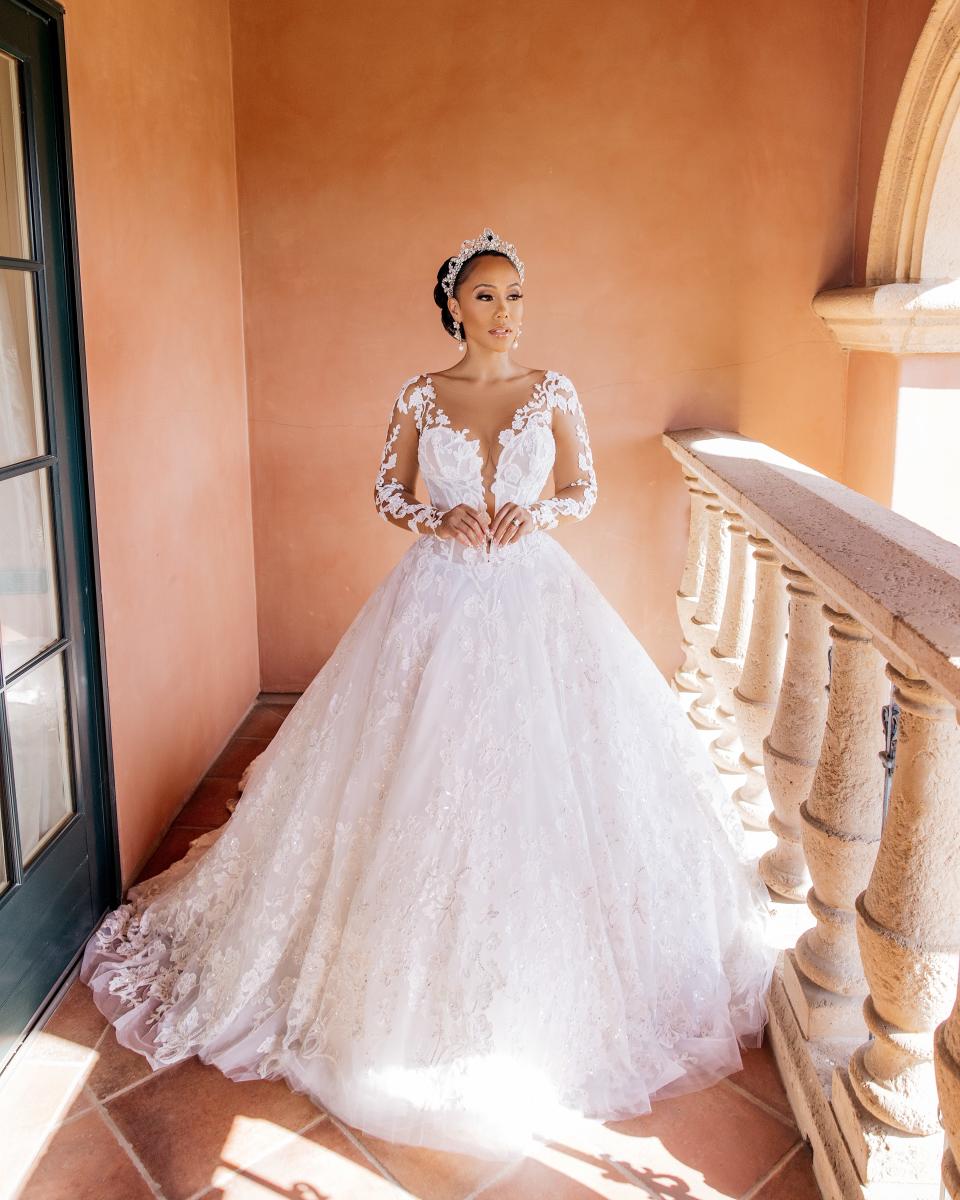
[0,0,119,1066]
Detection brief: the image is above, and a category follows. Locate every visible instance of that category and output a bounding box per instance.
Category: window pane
[0,51,31,260]
[0,268,46,467]
[8,651,75,865]
[0,467,61,676]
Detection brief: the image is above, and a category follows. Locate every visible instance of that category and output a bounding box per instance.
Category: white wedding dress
[81,369,777,1162]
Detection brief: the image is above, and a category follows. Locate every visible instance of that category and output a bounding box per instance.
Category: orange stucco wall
[842,350,900,504]
[63,0,259,884]
[228,0,870,691]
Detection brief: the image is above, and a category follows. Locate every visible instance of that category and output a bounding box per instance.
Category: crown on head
[441,227,525,298]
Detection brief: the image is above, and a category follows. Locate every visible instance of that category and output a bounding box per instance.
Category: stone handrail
[662,429,960,708]
[662,426,960,1200]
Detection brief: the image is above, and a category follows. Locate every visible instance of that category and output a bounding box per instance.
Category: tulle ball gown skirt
[81,528,777,1162]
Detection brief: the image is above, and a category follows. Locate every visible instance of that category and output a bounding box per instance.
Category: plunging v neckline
[421,370,551,474]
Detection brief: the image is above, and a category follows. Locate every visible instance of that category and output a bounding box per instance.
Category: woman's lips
[489,328,511,337]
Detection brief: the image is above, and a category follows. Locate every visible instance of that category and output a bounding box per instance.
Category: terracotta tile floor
[1,700,822,1200]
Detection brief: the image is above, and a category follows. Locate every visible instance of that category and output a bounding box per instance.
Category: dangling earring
[453,320,465,352]
[512,326,522,350]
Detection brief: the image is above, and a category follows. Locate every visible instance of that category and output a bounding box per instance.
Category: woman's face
[448,255,523,352]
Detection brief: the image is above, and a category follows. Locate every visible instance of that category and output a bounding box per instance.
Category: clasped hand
[437,502,533,548]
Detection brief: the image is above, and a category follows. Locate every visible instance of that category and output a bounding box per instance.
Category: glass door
[0,0,117,1065]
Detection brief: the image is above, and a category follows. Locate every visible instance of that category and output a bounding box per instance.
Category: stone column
[759,568,830,901]
[708,512,755,775]
[785,607,887,1037]
[937,957,960,1199]
[687,498,730,731]
[832,667,960,1190]
[732,536,788,829]
[674,475,710,699]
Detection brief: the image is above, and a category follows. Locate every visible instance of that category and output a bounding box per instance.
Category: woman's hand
[489,502,533,546]
[436,503,490,548]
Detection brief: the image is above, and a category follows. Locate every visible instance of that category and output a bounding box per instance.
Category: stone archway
[814,0,960,353]
[866,0,960,286]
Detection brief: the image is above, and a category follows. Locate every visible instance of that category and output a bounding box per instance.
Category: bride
[81,227,777,1162]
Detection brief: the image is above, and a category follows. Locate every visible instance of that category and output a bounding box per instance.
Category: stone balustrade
[663,428,960,1200]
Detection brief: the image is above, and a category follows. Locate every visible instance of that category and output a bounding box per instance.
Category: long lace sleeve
[526,374,598,529]
[374,376,445,535]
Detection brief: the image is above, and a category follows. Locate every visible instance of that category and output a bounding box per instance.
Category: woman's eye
[477,294,522,300]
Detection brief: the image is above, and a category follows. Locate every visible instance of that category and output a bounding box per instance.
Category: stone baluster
[732,536,788,829]
[687,498,730,731]
[758,568,830,901]
[785,607,887,1037]
[939,706,960,1198]
[831,667,960,1191]
[708,511,755,776]
[936,952,960,1199]
[673,475,710,700]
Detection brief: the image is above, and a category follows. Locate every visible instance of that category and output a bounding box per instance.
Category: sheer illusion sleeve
[374,376,445,535]
[526,374,598,529]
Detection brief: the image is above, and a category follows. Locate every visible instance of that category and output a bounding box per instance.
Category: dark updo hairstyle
[433,250,517,340]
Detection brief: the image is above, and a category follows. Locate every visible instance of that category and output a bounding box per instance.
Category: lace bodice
[374,369,597,535]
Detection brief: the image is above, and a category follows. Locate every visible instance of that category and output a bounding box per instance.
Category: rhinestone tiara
[441,227,525,297]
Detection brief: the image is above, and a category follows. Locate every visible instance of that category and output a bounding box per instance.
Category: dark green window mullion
[0,454,57,485]
[0,256,42,270]
[4,634,72,690]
